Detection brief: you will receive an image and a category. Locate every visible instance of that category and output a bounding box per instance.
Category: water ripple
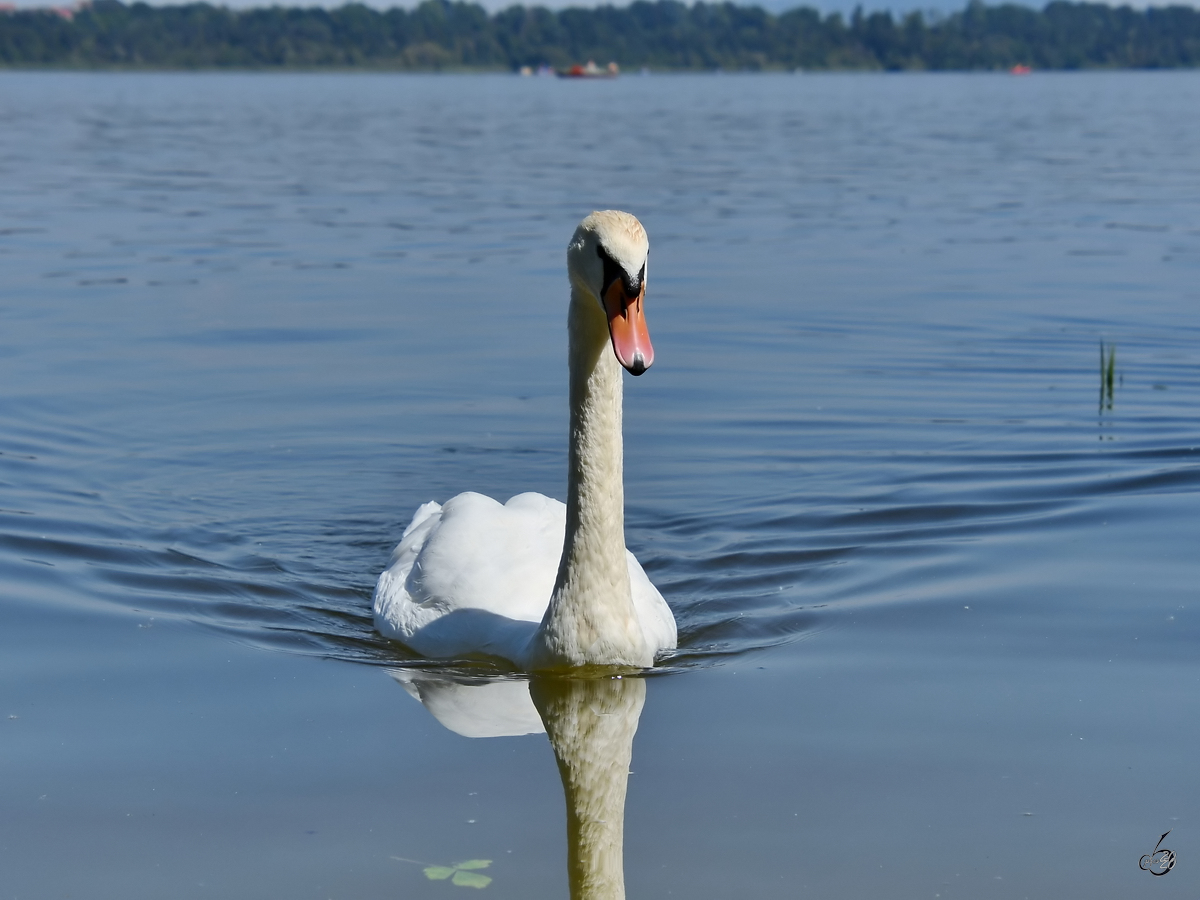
[3,73,1198,672]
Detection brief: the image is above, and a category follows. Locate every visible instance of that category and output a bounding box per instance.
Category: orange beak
[602,279,654,375]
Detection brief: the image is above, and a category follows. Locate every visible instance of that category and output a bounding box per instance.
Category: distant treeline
[3,0,1200,70]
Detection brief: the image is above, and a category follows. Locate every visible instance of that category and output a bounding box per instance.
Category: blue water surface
[1,70,1198,899]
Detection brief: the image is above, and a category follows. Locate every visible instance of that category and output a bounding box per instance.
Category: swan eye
[596,244,644,301]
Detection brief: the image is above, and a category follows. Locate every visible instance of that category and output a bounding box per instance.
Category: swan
[373,210,677,671]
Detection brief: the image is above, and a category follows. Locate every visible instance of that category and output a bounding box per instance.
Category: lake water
[1,69,1198,899]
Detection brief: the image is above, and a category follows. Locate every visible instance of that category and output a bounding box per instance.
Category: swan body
[374,492,673,665]
[373,211,676,670]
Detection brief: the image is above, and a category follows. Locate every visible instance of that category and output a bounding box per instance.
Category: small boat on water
[558,60,619,78]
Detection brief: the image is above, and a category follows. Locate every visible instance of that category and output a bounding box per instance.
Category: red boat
[559,61,619,79]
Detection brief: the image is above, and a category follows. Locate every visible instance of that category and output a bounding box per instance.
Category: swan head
[567,210,653,376]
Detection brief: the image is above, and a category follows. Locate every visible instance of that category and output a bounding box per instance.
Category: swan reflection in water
[390,669,644,899]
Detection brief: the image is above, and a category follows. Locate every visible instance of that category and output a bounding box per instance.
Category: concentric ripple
[2,72,1198,671]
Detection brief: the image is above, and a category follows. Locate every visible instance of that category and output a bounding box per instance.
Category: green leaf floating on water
[452,870,492,888]
[423,859,493,889]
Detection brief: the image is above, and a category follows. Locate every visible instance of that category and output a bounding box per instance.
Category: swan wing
[627,551,677,655]
[373,492,565,661]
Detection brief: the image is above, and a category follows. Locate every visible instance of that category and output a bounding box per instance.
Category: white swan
[373,210,677,671]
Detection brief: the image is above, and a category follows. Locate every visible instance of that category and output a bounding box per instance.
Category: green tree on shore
[2,0,1199,70]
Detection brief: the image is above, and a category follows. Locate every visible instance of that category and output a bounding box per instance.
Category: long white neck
[529,286,650,669]
[531,676,645,900]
